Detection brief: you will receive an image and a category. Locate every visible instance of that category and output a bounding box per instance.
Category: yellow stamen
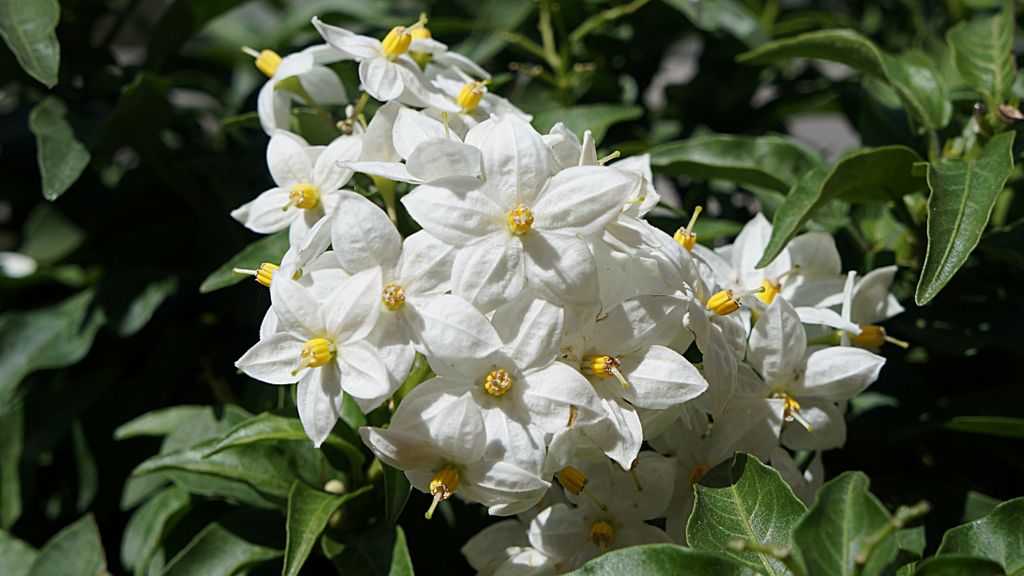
[673,206,702,251]
[688,465,709,486]
[584,355,629,389]
[381,282,406,310]
[554,466,588,496]
[483,369,513,397]
[588,520,615,548]
[851,325,909,349]
[381,27,413,58]
[288,183,319,209]
[425,466,460,519]
[507,204,534,236]
[597,150,621,165]
[233,262,278,287]
[292,338,334,375]
[771,391,814,432]
[706,286,766,316]
[457,81,487,111]
[242,47,282,77]
[758,279,781,304]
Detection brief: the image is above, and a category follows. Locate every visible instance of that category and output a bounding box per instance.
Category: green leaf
[649,134,825,193]
[738,29,951,131]
[452,0,535,61]
[565,544,759,575]
[200,230,290,293]
[115,404,251,444]
[0,406,23,529]
[964,491,1003,523]
[323,521,414,576]
[19,203,85,264]
[161,516,283,576]
[792,471,897,576]
[758,146,926,267]
[937,497,1023,574]
[70,418,97,512]
[28,97,91,201]
[207,412,365,473]
[0,0,59,87]
[686,453,806,575]
[28,514,107,576]
[0,289,105,406]
[382,462,411,526]
[0,530,37,576]
[531,104,643,144]
[116,276,179,337]
[121,486,190,575]
[916,131,1015,305]
[948,3,1016,104]
[660,0,769,48]
[913,555,1007,575]
[945,416,1024,439]
[283,482,373,576]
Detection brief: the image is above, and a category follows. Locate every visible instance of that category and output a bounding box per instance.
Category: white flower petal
[401,185,503,246]
[406,139,483,183]
[491,297,563,370]
[329,192,401,272]
[257,80,290,135]
[267,131,313,186]
[359,58,403,101]
[338,340,393,409]
[393,108,450,159]
[532,165,637,236]
[297,363,344,447]
[314,135,361,191]
[802,346,885,399]
[235,332,303,384]
[748,297,806,386]
[231,188,295,233]
[451,236,526,311]
[619,345,708,409]
[415,294,504,360]
[398,231,455,296]
[326,267,383,342]
[522,232,598,306]
[299,65,347,105]
[473,116,554,207]
[270,275,324,337]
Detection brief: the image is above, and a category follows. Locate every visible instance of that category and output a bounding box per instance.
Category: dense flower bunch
[230,15,904,575]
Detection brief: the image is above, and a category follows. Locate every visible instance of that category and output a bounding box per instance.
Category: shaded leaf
[19,203,85,264]
[963,491,1003,523]
[323,521,414,576]
[28,514,107,576]
[945,416,1024,439]
[0,0,59,87]
[532,104,643,144]
[29,97,91,201]
[121,486,190,575]
[383,462,411,526]
[0,406,23,529]
[200,230,290,294]
[144,0,251,70]
[207,412,365,473]
[283,482,373,576]
[914,555,1007,575]
[161,516,283,576]
[116,276,179,337]
[566,544,759,575]
[70,418,97,512]
[916,131,1015,305]
[948,3,1016,104]
[937,497,1023,574]
[0,530,37,576]
[115,405,251,444]
[660,0,768,48]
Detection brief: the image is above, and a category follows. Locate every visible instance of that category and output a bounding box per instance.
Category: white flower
[248,44,348,135]
[235,270,389,446]
[421,67,532,136]
[836,266,907,349]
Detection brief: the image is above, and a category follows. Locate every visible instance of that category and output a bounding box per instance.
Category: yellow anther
[425,466,460,519]
[758,279,781,304]
[706,286,766,316]
[292,338,334,375]
[483,369,513,397]
[242,47,282,77]
[409,26,432,41]
[382,26,413,58]
[381,282,406,310]
[771,390,814,432]
[507,204,534,236]
[457,81,487,111]
[689,465,709,486]
[850,324,908,349]
[289,183,319,209]
[584,355,629,389]
[555,466,588,496]
[587,520,615,548]
[673,206,702,251]
[233,262,278,287]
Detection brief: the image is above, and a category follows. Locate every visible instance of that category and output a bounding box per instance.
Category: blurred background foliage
[1,0,1022,573]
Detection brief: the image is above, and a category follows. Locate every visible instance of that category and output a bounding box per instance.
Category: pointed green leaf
[686,453,806,575]
[759,146,926,267]
[28,514,107,576]
[916,131,1015,305]
[948,2,1016,104]
[0,406,23,530]
[660,0,768,48]
[121,486,190,575]
[945,416,1024,439]
[937,497,1023,574]
[200,230,290,293]
[383,462,411,526]
[283,482,373,576]
[532,104,643,144]
[322,521,414,576]
[0,0,59,87]
[29,97,90,201]
[161,517,283,576]
[116,276,179,337]
[913,555,1007,575]
[19,203,85,264]
[792,471,897,576]
[115,405,251,442]
[0,530,37,576]
[566,544,759,575]
[649,134,825,193]
[964,491,1003,523]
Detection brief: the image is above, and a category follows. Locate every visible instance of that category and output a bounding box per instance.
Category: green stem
[496,30,550,62]
[538,0,563,74]
[727,540,806,576]
[854,501,931,576]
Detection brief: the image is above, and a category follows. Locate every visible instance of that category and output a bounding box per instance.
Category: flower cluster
[230,15,903,574]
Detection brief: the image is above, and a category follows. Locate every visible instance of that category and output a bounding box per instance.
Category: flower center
[507,204,534,236]
[243,47,281,77]
[292,338,334,376]
[483,369,513,396]
[706,286,766,316]
[583,355,629,389]
[770,390,814,432]
[233,262,278,287]
[689,465,709,486]
[289,183,319,209]
[554,466,588,496]
[758,279,781,304]
[425,466,460,519]
[381,282,406,310]
[849,324,910,349]
[457,81,487,111]
[381,26,413,58]
[587,520,615,548]
[673,206,702,252]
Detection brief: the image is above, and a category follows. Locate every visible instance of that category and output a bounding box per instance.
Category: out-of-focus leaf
[282,482,373,576]
[383,462,411,526]
[566,544,759,575]
[792,471,897,576]
[323,521,414,576]
[916,131,1015,305]
[0,530,37,576]
[945,416,1024,439]
[121,486,190,575]
[759,146,925,267]
[200,230,289,293]
[27,514,107,576]
[70,418,97,512]
[0,290,105,406]
[0,406,23,529]
[980,219,1024,269]
[963,491,1003,523]
[19,204,85,264]
[28,97,91,201]
[687,453,806,575]
[116,276,179,337]
[649,134,825,193]
[660,0,768,48]
[894,526,927,567]
[0,0,59,87]
[207,412,364,472]
[948,3,1016,105]
[937,497,1023,573]
[145,0,251,70]
[913,555,1007,575]
[532,104,643,144]
[114,405,251,444]
[451,0,535,62]
[161,516,283,576]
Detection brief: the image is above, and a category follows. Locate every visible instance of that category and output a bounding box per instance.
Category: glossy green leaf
[0,0,60,87]
[0,530,37,576]
[28,97,91,201]
[200,230,290,293]
[964,491,1003,523]
[566,544,759,575]
[687,452,806,575]
[0,406,23,529]
[916,131,1015,305]
[913,555,1007,575]
[19,203,85,264]
[661,0,768,48]
[323,521,414,576]
[161,517,283,576]
[937,497,1023,574]
[121,486,190,575]
[649,134,825,193]
[116,276,178,337]
[383,462,411,526]
[793,471,897,576]
[207,412,365,473]
[758,146,926,267]
[532,104,643,144]
[115,405,251,445]
[28,514,107,576]
[945,416,1024,439]
[283,482,373,576]
[0,289,105,406]
[948,3,1016,104]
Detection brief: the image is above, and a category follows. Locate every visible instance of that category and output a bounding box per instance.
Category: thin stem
[538,0,563,73]
[727,540,806,576]
[568,0,652,45]
[854,501,931,575]
[497,30,550,62]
